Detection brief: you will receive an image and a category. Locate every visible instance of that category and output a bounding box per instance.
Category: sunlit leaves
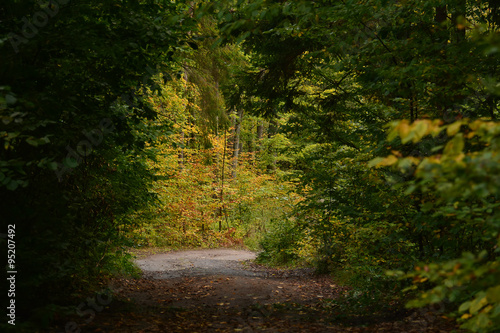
[443,134,464,157]
[379,117,500,331]
[386,119,444,144]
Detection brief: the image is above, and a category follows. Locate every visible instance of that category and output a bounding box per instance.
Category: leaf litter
[49,249,463,332]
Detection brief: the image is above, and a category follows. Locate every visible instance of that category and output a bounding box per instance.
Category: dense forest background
[1,0,499,331]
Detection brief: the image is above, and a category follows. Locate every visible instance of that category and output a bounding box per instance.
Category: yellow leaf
[377,155,398,167]
[407,156,421,165]
[398,122,411,141]
[482,305,493,313]
[368,157,384,168]
[412,120,428,143]
[470,295,488,314]
[447,121,462,136]
[429,119,444,137]
[469,120,482,130]
[465,131,476,139]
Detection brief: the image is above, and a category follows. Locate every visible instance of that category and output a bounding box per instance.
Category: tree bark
[267,119,278,172]
[178,131,185,171]
[231,108,244,178]
[257,121,264,151]
[435,6,447,25]
[220,129,228,231]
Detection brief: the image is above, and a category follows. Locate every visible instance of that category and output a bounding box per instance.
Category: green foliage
[378,118,500,332]
[212,4,500,331]
[398,251,500,332]
[0,0,197,326]
[2,0,499,330]
[125,69,297,250]
[258,216,304,266]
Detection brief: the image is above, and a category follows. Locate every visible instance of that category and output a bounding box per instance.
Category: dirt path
[118,249,336,312]
[57,249,461,332]
[134,249,261,279]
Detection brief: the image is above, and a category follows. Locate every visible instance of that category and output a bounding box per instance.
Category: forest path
[75,249,459,332]
[134,248,261,279]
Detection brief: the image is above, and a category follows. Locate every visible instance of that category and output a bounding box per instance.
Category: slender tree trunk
[257,121,264,151]
[435,6,447,26]
[220,130,228,231]
[267,119,278,172]
[178,67,190,171]
[178,131,185,171]
[231,109,244,178]
[254,120,264,170]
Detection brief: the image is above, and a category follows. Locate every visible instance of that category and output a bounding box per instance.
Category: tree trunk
[220,130,228,231]
[257,121,264,151]
[435,6,447,25]
[178,131,185,171]
[267,119,278,172]
[231,109,244,178]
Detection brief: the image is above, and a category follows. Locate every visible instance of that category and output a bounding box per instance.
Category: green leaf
[236,31,251,44]
[459,301,472,313]
[26,138,39,147]
[63,157,79,168]
[475,312,491,328]
[492,304,500,317]
[443,134,464,156]
[401,130,415,144]
[406,297,427,308]
[387,123,400,141]
[6,179,19,191]
[470,294,487,314]
[368,157,385,168]
[5,94,17,105]
[48,162,59,171]
[2,176,11,186]
[486,285,500,303]
[398,157,416,170]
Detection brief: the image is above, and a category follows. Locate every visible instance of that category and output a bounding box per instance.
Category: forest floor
[57,248,462,332]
